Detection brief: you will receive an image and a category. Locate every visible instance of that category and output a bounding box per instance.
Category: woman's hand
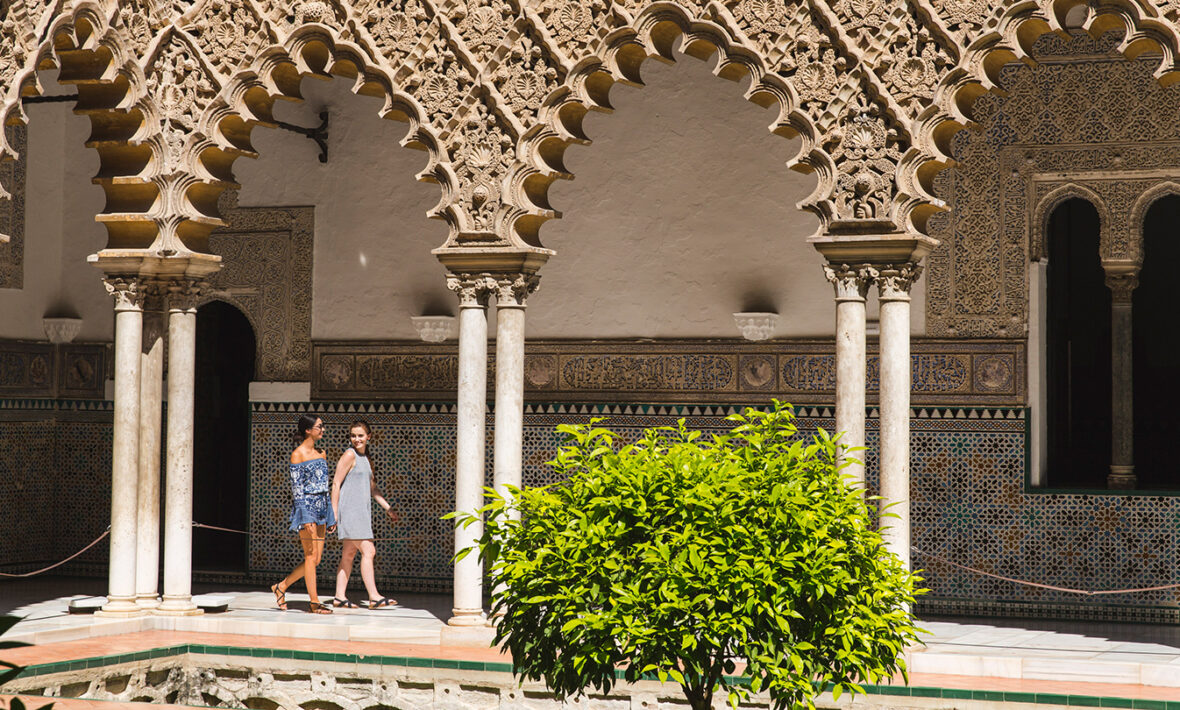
[384,508,399,524]
[327,523,337,534]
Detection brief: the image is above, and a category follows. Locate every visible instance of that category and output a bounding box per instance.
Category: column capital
[103,276,146,312]
[494,273,541,309]
[1104,271,1139,302]
[140,280,169,313]
[447,273,499,308]
[875,262,923,302]
[165,279,209,312]
[823,263,875,302]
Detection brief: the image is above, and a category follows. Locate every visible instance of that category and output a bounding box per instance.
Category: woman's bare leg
[299,524,326,604]
[335,540,359,600]
[359,539,383,601]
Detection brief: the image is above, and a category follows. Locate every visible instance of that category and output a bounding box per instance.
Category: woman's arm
[370,467,395,519]
[331,449,356,520]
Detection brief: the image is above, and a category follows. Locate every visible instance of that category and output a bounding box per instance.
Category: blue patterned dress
[288,457,337,531]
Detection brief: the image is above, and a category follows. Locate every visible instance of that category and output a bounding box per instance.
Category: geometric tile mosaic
[0,400,113,573]
[8,396,1180,623]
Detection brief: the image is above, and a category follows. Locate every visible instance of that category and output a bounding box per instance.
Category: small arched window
[1132,195,1180,488]
[1045,198,1111,488]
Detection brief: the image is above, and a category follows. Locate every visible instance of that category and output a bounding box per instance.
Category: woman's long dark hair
[294,413,319,444]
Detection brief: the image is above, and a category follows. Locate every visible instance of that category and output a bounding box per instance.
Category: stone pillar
[135,287,165,609]
[99,277,145,616]
[447,273,495,626]
[823,264,874,486]
[1105,267,1138,490]
[157,281,203,616]
[876,264,921,571]
[489,275,539,616]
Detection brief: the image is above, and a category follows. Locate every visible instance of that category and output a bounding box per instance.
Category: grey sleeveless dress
[336,451,374,540]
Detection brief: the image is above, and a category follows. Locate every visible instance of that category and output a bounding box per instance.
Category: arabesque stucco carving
[4,0,1180,279]
[0,1,1164,255]
[926,29,1180,337]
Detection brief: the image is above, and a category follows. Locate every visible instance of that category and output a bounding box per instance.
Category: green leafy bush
[461,402,921,710]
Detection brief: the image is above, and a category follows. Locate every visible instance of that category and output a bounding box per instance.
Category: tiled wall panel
[9,397,1180,622]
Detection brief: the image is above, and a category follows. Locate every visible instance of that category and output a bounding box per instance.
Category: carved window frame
[1024,153,1180,490]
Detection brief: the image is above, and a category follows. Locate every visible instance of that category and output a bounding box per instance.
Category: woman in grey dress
[330,419,397,608]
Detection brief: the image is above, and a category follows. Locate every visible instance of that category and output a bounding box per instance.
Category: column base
[441,622,496,647]
[155,596,203,616]
[447,608,487,627]
[1108,465,1136,490]
[97,596,143,617]
[136,594,161,610]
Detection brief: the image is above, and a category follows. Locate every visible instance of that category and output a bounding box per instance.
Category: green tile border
[13,643,1180,709]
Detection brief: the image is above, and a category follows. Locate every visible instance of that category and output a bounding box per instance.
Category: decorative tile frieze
[0,340,107,398]
[311,339,1027,405]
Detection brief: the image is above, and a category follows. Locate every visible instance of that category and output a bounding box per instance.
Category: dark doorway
[1046,198,1111,488]
[1133,195,1180,489]
[193,301,256,572]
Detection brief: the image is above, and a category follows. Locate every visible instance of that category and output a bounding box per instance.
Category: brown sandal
[309,601,333,614]
[271,583,288,611]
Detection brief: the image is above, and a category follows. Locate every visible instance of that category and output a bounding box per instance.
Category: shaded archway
[1133,195,1180,489]
[193,299,256,572]
[1046,198,1110,488]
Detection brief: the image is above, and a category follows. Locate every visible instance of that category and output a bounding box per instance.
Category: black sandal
[363,597,397,609]
[309,601,334,614]
[271,583,288,611]
[330,597,359,608]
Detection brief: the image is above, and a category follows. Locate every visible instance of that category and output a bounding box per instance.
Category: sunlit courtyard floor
[5,577,1180,706]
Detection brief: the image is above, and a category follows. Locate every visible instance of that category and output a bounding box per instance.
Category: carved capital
[140,280,168,313]
[446,273,498,308]
[495,274,541,308]
[103,277,146,312]
[875,263,923,302]
[165,279,209,312]
[1104,271,1139,302]
[823,263,875,302]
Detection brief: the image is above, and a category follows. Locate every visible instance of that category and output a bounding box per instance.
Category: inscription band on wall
[312,340,1026,406]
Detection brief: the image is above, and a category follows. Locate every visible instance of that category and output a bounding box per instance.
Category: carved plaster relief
[206,191,313,381]
[311,339,1027,406]
[0,125,25,289]
[926,32,1180,337]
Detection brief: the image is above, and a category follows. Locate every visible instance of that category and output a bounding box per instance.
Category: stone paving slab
[8,583,1180,696]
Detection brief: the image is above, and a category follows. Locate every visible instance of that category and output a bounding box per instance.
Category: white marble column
[157,281,203,615]
[99,277,145,616]
[876,263,921,571]
[135,288,165,609]
[447,273,495,626]
[489,275,539,618]
[1105,268,1138,490]
[824,264,874,486]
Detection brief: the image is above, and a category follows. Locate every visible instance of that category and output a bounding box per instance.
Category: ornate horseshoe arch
[0,2,164,251]
[503,4,832,248]
[1031,182,1111,263]
[907,0,1180,238]
[1129,180,1180,240]
[188,14,453,255]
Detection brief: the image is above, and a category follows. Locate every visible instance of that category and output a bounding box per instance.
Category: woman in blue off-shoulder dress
[271,414,337,614]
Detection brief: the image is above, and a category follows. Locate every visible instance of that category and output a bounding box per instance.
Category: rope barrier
[912,546,1180,596]
[5,528,1177,597]
[193,521,410,543]
[0,528,111,578]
